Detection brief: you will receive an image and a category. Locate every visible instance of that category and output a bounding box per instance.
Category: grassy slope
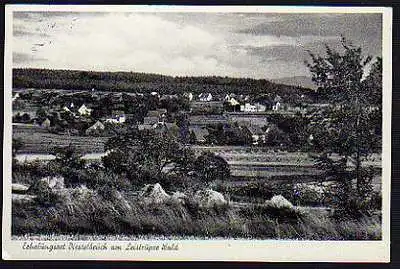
[12,187,381,240]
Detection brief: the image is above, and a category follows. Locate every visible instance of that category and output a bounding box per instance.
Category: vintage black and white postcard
[2,5,392,261]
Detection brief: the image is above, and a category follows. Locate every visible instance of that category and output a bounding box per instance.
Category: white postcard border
[2,5,392,262]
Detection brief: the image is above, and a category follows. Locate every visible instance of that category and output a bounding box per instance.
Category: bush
[194,151,230,183]
[240,204,304,224]
[28,180,62,207]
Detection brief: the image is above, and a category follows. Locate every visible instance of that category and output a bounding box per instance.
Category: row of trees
[13,68,315,102]
[102,127,229,187]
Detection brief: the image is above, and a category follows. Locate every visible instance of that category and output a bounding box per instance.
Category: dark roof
[246,125,264,135]
[147,110,160,117]
[143,116,159,124]
[138,124,154,131]
[189,126,209,141]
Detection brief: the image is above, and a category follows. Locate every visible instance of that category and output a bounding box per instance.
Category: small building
[272,95,283,111]
[144,109,166,125]
[105,112,126,124]
[138,124,154,131]
[78,104,92,116]
[255,103,267,112]
[160,94,179,102]
[272,101,282,111]
[143,116,161,125]
[186,92,193,102]
[229,97,240,106]
[41,118,51,128]
[240,103,257,112]
[12,93,20,102]
[225,96,241,112]
[85,121,105,135]
[245,125,265,145]
[147,110,160,117]
[146,109,167,118]
[189,126,209,144]
[157,108,167,115]
[198,93,213,102]
[63,106,71,113]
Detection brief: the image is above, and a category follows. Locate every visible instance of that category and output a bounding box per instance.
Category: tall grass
[12,186,381,240]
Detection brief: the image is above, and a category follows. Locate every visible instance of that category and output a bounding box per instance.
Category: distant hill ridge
[13,68,318,102]
[271,76,317,90]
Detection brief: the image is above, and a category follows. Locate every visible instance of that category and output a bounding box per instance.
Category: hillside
[13,68,319,103]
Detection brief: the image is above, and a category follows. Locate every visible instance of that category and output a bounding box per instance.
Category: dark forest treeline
[13,68,318,102]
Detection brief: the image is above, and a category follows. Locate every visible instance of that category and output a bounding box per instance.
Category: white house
[150,92,159,97]
[255,103,266,112]
[187,92,193,101]
[229,97,240,106]
[240,103,257,112]
[78,104,92,116]
[85,121,105,135]
[224,94,231,102]
[63,106,71,113]
[106,114,126,124]
[41,118,51,128]
[199,93,212,102]
[272,95,283,111]
[272,102,281,111]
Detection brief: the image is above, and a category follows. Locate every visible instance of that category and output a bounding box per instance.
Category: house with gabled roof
[105,110,126,124]
[78,104,92,116]
[12,93,20,102]
[41,118,51,128]
[245,125,266,145]
[85,120,105,135]
[198,93,213,102]
[189,126,209,144]
[272,95,283,111]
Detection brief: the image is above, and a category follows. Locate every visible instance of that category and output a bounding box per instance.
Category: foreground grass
[12,187,381,240]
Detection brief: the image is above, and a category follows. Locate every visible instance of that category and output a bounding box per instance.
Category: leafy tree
[12,138,24,168]
[50,144,86,186]
[189,130,197,144]
[12,138,24,158]
[103,127,195,185]
[268,113,310,150]
[193,151,230,183]
[306,36,382,216]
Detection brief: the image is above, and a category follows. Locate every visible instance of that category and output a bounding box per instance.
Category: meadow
[13,124,108,153]
[12,183,381,240]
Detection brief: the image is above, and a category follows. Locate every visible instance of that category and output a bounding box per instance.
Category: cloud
[238,13,382,57]
[12,12,382,79]
[13,29,50,37]
[13,52,46,64]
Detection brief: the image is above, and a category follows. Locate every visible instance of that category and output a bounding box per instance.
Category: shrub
[193,151,230,183]
[28,180,62,207]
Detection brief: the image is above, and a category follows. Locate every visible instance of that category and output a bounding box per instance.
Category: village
[12,88,311,149]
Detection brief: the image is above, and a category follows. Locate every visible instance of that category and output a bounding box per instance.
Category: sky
[12,11,382,80]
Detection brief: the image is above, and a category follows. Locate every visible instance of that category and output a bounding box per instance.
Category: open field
[13,124,381,190]
[13,124,108,153]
